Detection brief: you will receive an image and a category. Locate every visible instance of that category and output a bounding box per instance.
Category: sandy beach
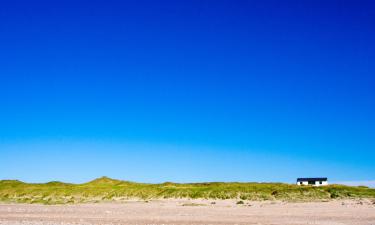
[0,199,374,225]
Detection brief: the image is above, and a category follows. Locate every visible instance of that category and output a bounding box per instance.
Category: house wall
[296,181,328,186]
[297,181,308,185]
[314,181,328,186]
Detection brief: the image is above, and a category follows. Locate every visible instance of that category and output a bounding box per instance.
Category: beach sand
[0,199,374,225]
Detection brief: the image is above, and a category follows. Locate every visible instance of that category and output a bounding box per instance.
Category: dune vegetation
[0,177,374,204]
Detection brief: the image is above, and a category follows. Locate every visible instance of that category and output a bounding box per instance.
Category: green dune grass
[0,177,374,204]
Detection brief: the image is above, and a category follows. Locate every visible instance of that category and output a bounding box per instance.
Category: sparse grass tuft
[182,203,206,206]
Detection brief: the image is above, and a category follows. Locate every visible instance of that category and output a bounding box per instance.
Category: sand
[0,199,374,225]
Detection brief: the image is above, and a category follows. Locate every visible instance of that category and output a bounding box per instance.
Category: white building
[297,178,328,186]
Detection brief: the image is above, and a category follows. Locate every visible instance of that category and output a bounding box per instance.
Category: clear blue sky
[1,0,374,184]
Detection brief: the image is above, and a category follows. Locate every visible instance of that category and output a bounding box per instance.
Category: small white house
[297,178,328,186]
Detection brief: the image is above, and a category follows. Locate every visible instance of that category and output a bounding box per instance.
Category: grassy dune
[0,177,374,204]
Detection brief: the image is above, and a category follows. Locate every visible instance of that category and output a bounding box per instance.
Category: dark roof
[297,177,327,182]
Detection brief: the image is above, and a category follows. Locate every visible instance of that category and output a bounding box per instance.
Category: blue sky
[0,0,374,184]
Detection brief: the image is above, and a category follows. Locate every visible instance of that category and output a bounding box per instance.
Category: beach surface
[0,199,374,225]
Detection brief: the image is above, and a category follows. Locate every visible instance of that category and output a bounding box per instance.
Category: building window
[300,182,303,185]
[308,181,315,185]
[320,181,322,184]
